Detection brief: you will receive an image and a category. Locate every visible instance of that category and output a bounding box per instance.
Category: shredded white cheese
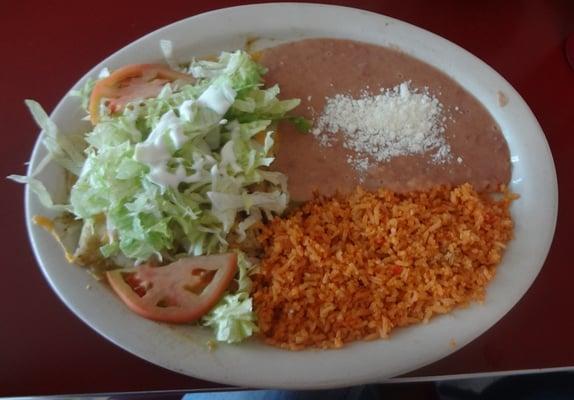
[313,82,451,170]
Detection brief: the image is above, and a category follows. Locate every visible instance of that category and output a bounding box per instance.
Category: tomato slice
[106,253,237,323]
[89,64,194,124]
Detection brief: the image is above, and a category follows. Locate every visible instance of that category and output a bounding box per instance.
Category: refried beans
[258,38,511,201]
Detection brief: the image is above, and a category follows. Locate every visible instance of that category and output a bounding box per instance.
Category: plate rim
[24,2,558,389]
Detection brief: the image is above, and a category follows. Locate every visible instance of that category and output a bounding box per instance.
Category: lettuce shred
[201,252,258,343]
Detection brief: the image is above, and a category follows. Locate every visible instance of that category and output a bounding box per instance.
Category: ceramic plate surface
[25,3,558,389]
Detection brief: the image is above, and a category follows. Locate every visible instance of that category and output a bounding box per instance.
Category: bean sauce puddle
[259,38,510,201]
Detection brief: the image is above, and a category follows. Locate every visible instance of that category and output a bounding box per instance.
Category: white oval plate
[25,3,558,389]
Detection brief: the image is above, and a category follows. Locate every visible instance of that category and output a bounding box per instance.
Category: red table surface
[1,0,573,396]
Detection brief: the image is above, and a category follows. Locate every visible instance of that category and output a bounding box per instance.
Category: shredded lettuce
[69,78,96,112]
[62,49,298,263]
[7,174,71,212]
[160,39,181,71]
[7,100,86,211]
[11,48,301,344]
[202,252,258,343]
[25,99,86,176]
